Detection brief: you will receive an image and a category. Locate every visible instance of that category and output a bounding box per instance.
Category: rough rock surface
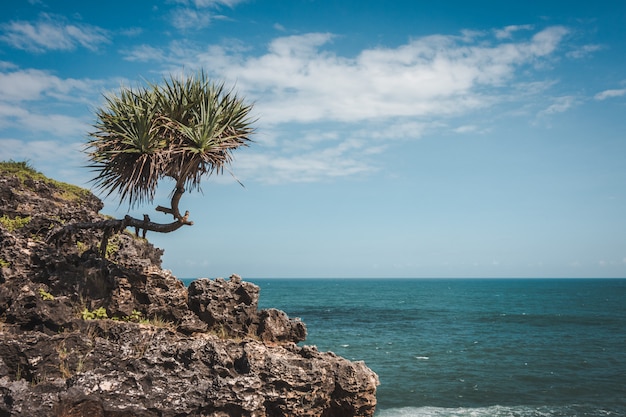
[0,165,378,417]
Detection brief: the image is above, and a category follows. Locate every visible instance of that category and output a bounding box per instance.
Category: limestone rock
[0,164,378,416]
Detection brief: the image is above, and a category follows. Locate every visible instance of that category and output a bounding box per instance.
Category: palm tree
[49,72,254,253]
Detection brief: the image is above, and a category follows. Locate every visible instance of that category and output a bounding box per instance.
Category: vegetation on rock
[0,158,379,416]
[0,214,31,232]
[0,160,90,202]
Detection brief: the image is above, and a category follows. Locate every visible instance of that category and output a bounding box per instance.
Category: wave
[374,404,623,417]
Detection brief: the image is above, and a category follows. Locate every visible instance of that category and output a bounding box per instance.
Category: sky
[1,0,625,279]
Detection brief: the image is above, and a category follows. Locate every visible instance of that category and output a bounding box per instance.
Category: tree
[48,72,254,254]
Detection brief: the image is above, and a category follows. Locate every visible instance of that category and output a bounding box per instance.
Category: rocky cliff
[0,162,378,417]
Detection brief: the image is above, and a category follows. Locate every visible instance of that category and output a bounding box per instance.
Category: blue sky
[1,0,625,278]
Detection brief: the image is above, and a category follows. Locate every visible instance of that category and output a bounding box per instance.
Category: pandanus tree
[49,72,254,254]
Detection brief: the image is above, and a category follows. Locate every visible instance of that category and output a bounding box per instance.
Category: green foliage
[105,236,120,259]
[0,258,9,268]
[76,241,88,255]
[113,309,144,322]
[38,288,54,301]
[87,72,255,207]
[81,307,108,320]
[0,214,31,232]
[128,309,143,322]
[115,311,175,329]
[0,160,90,201]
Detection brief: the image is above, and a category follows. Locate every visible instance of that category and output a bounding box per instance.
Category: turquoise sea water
[184,278,626,416]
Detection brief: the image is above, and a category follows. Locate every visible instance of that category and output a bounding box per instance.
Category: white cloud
[193,0,247,7]
[454,125,479,134]
[122,26,570,125]
[494,24,534,39]
[594,88,626,100]
[0,61,17,70]
[235,142,376,184]
[0,68,98,138]
[232,124,390,184]
[123,45,168,62]
[178,26,568,125]
[0,102,88,137]
[170,8,214,30]
[172,0,246,7]
[538,95,577,116]
[567,44,603,59]
[168,0,246,29]
[0,13,110,52]
[0,69,92,102]
[365,120,437,141]
[0,69,57,101]
[120,25,571,183]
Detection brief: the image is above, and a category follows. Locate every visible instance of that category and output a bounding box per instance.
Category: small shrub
[81,309,94,320]
[0,214,31,232]
[127,310,143,322]
[38,288,54,301]
[0,258,9,268]
[81,307,108,320]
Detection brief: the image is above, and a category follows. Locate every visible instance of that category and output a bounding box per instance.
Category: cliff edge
[0,162,378,417]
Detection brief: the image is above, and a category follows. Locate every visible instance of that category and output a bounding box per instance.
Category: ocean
[185,278,626,417]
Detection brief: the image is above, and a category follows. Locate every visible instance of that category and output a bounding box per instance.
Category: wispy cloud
[494,24,534,39]
[170,8,215,30]
[0,138,81,161]
[120,25,573,183]
[144,26,570,125]
[538,95,578,116]
[171,0,247,7]
[0,68,93,102]
[0,13,110,52]
[167,0,246,30]
[594,88,626,100]
[0,105,88,137]
[123,26,572,123]
[0,68,98,139]
[235,137,377,184]
[566,43,603,59]
[123,44,168,62]
[454,125,481,134]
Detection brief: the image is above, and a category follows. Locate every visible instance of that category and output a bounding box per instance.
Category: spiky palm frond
[154,72,254,191]
[86,72,254,207]
[165,83,255,191]
[87,88,166,206]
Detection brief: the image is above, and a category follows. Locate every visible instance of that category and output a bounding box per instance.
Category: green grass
[0,214,31,231]
[0,160,90,201]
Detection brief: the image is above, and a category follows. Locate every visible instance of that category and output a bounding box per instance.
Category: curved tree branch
[47,215,192,257]
[156,184,187,221]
